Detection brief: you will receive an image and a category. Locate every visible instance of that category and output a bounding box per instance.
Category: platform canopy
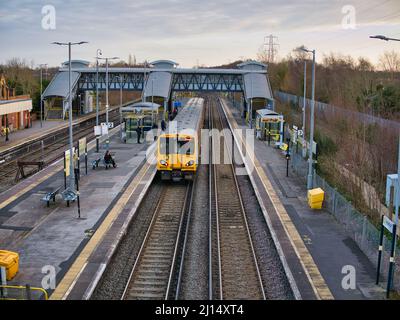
[122,101,160,112]
[243,73,273,100]
[0,98,32,116]
[143,71,173,99]
[150,60,179,69]
[256,109,279,117]
[42,71,80,99]
[238,61,273,101]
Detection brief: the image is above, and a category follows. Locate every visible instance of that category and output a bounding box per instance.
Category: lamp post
[52,41,88,192]
[116,75,123,141]
[151,77,154,127]
[249,73,253,129]
[39,63,47,128]
[95,49,102,152]
[369,35,400,42]
[298,46,316,190]
[143,60,147,102]
[5,115,8,142]
[302,60,307,157]
[370,34,400,298]
[98,56,119,150]
[78,94,81,116]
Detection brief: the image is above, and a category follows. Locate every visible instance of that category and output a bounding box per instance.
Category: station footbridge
[43,59,274,119]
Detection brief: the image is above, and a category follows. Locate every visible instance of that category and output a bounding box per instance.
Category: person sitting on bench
[104,150,117,168]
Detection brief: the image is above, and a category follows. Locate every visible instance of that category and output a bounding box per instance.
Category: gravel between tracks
[91,179,163,300]
[178,164,209,299]
[237,173,294,299]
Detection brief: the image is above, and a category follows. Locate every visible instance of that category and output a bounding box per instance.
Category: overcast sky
[0,0,399,68]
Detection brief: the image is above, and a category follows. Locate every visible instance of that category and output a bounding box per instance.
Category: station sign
[383,216,395,233]
[174,101,182,108]
[291,126,298,144]
[261,115,281,123]
[303,140,317,155]
[385,174,399,208]
[79,137,87,156]
[95,123,111,136]
[64,147,75,177]
[101,122,114,129]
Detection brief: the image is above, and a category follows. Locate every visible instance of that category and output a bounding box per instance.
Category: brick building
[0,74,33,133]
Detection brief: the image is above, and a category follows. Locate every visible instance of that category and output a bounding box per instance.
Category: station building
[0,74,33,133]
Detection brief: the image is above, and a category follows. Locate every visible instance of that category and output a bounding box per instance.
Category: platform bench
[41,186,62,207]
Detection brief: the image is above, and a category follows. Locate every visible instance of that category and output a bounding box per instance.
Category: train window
[178,138,195,155]
[160,137,177,155]
[160,137,195,155]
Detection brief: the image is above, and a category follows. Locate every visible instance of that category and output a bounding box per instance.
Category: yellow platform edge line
[221,100,333,300]
[50,160,153,300]
[0,169,60,211]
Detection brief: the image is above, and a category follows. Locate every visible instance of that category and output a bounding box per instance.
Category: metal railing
[275,90,400,131]
[0,285,48,300]
[290,140,400,291]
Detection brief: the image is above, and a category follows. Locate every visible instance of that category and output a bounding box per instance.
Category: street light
[151,76,154,127]
[298,46,316,190]
[294,48,308,157]
[370,34,400,226]
[52,41,88,193]
[78,94,81,116]
[98,56,119,150]
[250,74,253,129]
[95,49,102,152]
[39,63,48,128]
[116,75,123,141]
[370,34,400,298]
[370,35,400,42]
[143,60,148,102]
[302,60,307,157]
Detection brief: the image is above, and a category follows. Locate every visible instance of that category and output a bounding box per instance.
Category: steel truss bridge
[43,60,273,116]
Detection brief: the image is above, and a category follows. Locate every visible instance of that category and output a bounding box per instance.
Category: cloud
[0,0,399,67]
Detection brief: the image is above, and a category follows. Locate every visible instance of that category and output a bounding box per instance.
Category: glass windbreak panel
[178,137,195,155]
[160,137,177,155]
[269,122,280,132]
[126,118,139,131]
[143,117,152,126]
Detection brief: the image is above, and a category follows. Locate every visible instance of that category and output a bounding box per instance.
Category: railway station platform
[0,126,156,299]
[0,120,64,153]
[222,99,385,300]
[0,107,119,156]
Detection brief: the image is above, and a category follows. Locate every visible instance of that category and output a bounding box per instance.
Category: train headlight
[186,160,194,167]
[160,160,168,166]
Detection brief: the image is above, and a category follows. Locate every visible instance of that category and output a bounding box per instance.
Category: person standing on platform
[135,126,142,144]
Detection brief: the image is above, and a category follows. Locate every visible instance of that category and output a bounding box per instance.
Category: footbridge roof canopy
[43,59,273,102]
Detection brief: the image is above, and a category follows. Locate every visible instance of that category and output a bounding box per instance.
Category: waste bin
[0,250,19,281]
[307,188,324,210]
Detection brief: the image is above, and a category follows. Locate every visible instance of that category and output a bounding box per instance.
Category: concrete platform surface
[0,128,151,298]
[225,99,385,300]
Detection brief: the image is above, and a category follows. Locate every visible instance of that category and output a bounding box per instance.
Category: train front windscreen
[159,137,195,155]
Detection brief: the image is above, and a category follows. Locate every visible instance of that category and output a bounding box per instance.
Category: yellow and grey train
[157,98,204,181]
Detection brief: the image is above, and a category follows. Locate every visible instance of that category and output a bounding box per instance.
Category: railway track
[209,98,266,300]
[0,108,120,193]
[122,182,193,300]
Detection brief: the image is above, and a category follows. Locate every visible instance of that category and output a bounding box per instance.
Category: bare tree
[379,50,400,79]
